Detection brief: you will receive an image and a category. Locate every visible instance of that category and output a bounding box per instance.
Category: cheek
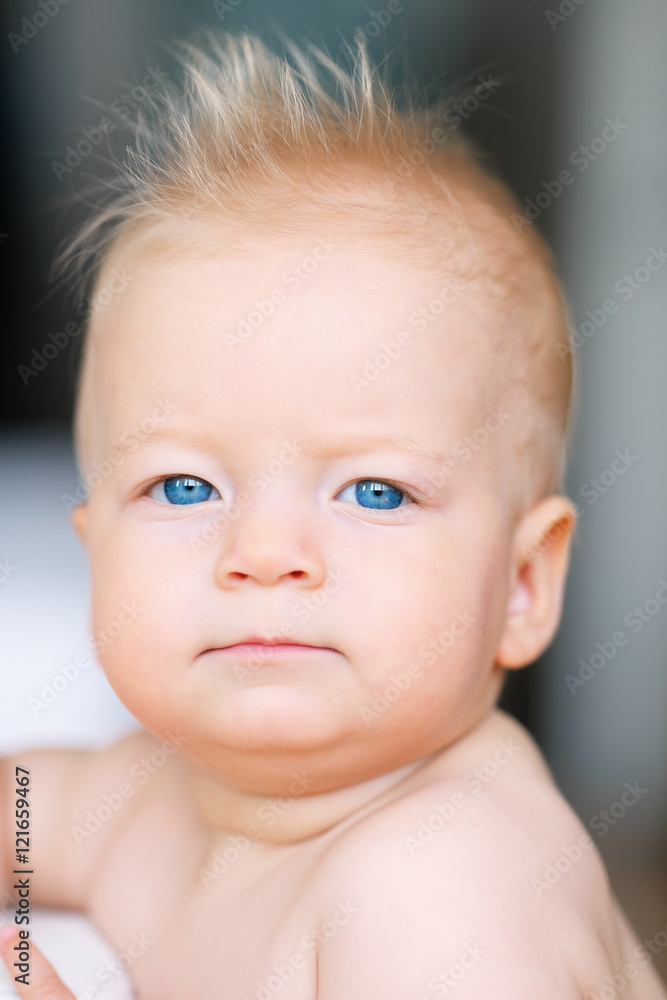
[86,526,199,700]
[347,523,508,693]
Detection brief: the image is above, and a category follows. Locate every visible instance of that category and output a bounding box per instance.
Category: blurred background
[0,0,665,980]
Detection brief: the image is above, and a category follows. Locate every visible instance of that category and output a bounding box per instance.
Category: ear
[495,495,577,669]
[70,502,88,547]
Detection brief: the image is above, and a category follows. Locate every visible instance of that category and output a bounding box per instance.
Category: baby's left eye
[336,480,410,510]
[148,475,221,505]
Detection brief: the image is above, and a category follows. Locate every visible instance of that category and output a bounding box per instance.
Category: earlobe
[70,502,88,547]
[496,495,577,669]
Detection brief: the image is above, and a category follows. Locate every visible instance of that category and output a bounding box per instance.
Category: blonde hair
[58,28,574,505]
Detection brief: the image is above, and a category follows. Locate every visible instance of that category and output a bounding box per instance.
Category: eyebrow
[115,426,224,455]
[311,433,448,466]
[116,426,447,466]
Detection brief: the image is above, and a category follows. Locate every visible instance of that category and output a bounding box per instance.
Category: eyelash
[337,478,420,507]
[138,475,423,507]
[140,475,221,502]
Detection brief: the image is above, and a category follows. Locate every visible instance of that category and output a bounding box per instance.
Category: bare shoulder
[314,710,633,999]
[1,728,187,910]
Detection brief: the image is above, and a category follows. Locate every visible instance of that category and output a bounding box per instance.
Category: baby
[1,29,665,1000]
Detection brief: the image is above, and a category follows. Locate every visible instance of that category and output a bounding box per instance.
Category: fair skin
[1,228,665,999]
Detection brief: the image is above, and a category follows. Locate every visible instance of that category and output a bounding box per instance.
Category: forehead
[82,231,502,463]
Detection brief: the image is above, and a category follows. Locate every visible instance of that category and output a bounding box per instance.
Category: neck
[187,755,435,844]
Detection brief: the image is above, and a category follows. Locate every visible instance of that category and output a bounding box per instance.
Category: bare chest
[132,888,322,1000]
[88,817,339,1000]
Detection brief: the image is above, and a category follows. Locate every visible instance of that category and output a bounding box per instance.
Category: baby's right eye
[147,475,221,505]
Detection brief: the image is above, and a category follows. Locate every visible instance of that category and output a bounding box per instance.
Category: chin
[196,685,346,753]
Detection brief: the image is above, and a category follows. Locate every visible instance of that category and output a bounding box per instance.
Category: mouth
[202,637,338,660]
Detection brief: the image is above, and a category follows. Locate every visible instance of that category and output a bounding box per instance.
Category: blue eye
[149,476,221,505]
[337,479,408,510]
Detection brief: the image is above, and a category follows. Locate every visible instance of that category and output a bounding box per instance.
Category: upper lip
[214,636,331,649]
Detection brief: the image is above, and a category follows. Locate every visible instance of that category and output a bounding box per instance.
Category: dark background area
[1,0,558,432]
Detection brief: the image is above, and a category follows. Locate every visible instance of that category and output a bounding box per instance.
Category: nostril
[290,570,306,579]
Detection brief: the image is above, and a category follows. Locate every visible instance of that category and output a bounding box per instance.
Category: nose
[213,502,327,589]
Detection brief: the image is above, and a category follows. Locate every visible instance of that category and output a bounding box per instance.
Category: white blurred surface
[0,907,135,999]
[0,425,140,752]
[0,428,141,997]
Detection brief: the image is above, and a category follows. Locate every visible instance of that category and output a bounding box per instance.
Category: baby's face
[74,228,523,793]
